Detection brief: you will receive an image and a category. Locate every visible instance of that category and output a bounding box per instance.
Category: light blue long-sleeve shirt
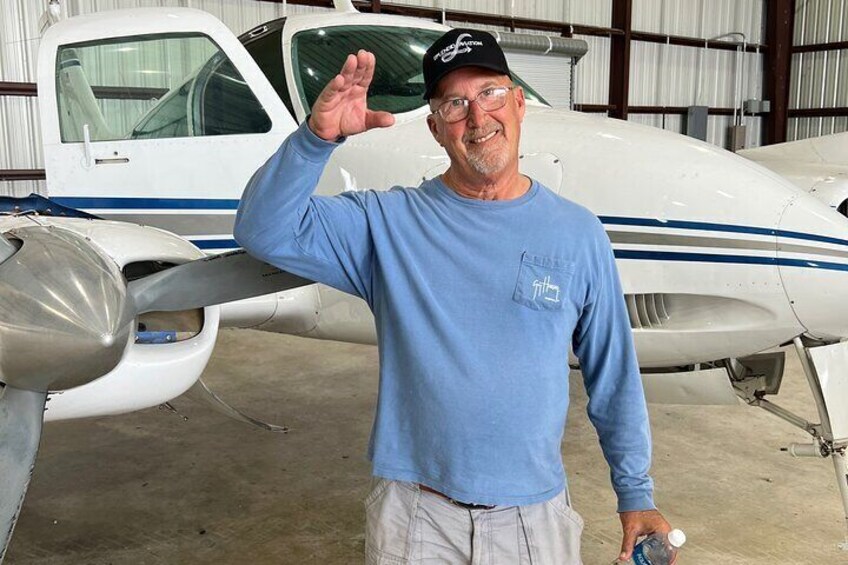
[234,122,654,511]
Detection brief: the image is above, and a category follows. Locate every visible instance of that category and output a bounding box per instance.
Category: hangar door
[505,52,574,108]
[496,33,588,109]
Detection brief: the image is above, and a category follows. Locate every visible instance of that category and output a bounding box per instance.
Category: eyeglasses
[431,86,516,123]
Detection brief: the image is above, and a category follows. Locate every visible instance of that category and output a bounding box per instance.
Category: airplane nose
[778,193,848,340]
[0,227,133,391]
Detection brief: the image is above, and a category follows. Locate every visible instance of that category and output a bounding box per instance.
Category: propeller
[0,386,45,563]
[0,226,48,559]
[0,228,311,561]
[0,236,15,264]
[128,249,311,314]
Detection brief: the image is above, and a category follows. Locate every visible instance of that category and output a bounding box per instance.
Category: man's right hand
[308,50,395,142]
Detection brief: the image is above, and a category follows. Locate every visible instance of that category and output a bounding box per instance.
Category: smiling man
[235,28,672,564]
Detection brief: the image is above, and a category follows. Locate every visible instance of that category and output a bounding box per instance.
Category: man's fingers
[325,72,346,97]
[616,510,673,562]
[351,50,370,88]
[619,529,638,561]
[360,51,377,90]
[316,54,356,104]
[329,51,376,98]
[338,53,358,89]
[365,110,395,130]
[310,50,382,140]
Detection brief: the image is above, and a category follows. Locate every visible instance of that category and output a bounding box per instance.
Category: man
[235,28,672,564]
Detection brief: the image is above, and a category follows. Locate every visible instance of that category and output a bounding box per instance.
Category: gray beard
[466,146,509,176]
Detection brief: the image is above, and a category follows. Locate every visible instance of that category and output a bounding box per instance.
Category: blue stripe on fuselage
[50,199,847,248]
[49,197,848,268]
[52,196,240,210]
[614,249,848,272]
[190,239,239,249]
[599,216,848,248]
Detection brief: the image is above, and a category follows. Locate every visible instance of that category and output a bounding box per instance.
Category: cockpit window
[291,26,547,115]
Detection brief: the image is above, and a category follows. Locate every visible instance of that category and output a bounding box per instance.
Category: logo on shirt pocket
[512,252,575,311]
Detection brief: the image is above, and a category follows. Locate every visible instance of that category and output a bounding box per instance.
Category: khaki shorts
[364,479,584,565]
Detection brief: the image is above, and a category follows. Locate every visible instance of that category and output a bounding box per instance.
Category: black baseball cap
[422,28,511,100]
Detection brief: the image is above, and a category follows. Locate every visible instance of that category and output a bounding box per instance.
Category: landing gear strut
[735,337,848,551]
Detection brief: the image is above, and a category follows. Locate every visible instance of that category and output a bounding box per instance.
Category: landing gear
[831,450,848,551]
[734,337,848,551]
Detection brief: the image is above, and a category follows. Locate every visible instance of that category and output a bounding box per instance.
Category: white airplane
[3,1,848,558]
[741,131,848,213]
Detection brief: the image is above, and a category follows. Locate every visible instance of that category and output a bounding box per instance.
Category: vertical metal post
[570,57,577,111]
[764,0,795,144]
[608,0,632,120]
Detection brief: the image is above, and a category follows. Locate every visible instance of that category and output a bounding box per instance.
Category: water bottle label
[632,547,651,565]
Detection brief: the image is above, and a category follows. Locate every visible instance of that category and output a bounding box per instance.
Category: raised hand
[307,50,395,141]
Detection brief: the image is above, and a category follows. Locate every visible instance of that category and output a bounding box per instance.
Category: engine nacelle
[0,216,220,422]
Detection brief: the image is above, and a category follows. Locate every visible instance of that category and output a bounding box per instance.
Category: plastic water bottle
[614,529,686,565]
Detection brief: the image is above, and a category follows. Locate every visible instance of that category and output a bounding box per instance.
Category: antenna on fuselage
[39,0,62,33]
[333,0,358,12]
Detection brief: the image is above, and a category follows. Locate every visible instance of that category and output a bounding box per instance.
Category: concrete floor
[6,329,848,564]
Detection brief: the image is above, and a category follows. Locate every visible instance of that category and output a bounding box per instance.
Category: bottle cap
[668,529,686,548]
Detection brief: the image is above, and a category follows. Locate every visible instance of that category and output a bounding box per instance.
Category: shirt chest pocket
[512,252,575,311]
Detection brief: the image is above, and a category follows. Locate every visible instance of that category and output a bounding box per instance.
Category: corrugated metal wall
[398,0,767,148]
[387,0,610,109]
[387,0,611,27]
[0,1,46,196]
[790,0,848,141]
[4,0,837,196]
[629,0,765,147]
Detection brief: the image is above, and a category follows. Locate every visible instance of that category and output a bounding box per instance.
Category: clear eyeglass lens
[477,88,508,110]
[438,87,512,123]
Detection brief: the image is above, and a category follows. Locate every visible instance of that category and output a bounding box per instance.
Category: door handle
[94,156,130,165]
[82,125,129,166]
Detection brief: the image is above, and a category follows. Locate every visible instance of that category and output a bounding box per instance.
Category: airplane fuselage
[27,6,848,405]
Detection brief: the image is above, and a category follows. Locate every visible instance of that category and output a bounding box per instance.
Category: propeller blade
[0,386,47,563]
[0,234,16,266]
[129,250,312,314]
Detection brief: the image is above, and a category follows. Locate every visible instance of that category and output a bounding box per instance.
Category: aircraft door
[38,12,295,252]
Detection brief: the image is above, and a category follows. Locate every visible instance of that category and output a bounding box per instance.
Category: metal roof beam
[0,170,46,182]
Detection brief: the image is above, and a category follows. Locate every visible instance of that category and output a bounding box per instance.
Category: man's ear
[515,86,526,122]
[427,114,443,146]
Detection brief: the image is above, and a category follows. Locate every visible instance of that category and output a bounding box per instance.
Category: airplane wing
[740,132,848,209]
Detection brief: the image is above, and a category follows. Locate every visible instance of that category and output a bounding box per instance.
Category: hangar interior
[1,0,847,194]
[1,1,848,564]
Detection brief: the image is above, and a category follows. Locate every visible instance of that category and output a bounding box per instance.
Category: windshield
[291,25,548,115]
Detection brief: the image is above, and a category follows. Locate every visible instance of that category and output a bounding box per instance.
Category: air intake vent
[625,293,670,329]
[623,293,773,331]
